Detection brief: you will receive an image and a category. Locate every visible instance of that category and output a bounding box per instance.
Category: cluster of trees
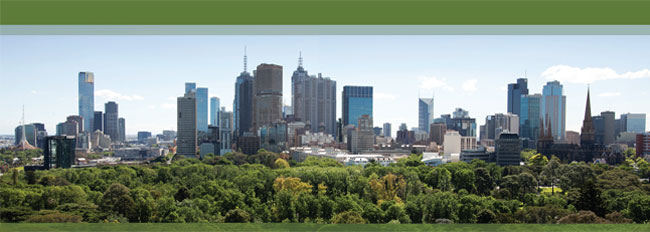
[1,150,649,224]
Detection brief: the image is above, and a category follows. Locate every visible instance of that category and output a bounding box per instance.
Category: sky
[0,35,649,136]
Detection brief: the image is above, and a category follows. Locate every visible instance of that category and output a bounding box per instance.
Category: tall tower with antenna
[16,104,36,150]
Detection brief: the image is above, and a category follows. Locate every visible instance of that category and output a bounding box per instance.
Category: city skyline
[1,35,649,136]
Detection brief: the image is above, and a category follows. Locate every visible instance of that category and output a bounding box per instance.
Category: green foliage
[0,149,645,224]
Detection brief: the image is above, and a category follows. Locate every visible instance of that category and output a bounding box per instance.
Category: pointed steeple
[15,104,36,151]
[581,86,595,147]
[584,86,592,121]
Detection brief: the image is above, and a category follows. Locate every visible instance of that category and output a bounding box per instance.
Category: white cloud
[598,92,622,97]
[96,89,144,101]
[147,105,157,109]
[462,79,478,92]
[375,92,396,101]
[31,90,38,94]
[418,76,454,91]
[541,65,650,84]
[161,103,175,109]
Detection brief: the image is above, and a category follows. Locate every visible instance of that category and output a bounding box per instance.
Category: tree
[474,168,494,196]
[452,169,475,193]
[273,176,312,196]
[500,173,537,200]
[369,173,407,204]
[331,211,366,224]
[540,157,561,194]
[626,194,650,223]
[100,183,135,219]
[26,212,82,223]
[274,158,290,169]
[225,208,251,223]
[557,211,609,224]
[570,180,605,217]
[477,209,497,223]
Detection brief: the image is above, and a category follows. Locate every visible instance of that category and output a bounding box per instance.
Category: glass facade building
[418,98,434,133]
[78,72,94,133]
[342,86,373,127]
[520,94,542,142]
[210,97,220,126]
[622,113,646,133]
[196,87,208,132]
[104,102,119,141]
[507,78,528,116]
[234,72,254,136]
[541,80,566,141]
[185,82,196,94]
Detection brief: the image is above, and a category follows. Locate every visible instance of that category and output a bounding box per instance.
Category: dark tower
[580,87,595,148]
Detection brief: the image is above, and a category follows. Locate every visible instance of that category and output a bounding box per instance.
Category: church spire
[584,86,592,121]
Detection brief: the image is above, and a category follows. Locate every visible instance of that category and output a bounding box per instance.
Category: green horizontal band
[1,0,650,25]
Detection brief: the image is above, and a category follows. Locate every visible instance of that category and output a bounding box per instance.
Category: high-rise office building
[342,86,373,127]
[495,133,521,166]
[621,113,646,133]
[418,97,434,133]
[637,132,650,158]
[220,108,234,154]
[118,118,126,142]
[507,78,528,116]
[347,115,374,153]
[541,80,566,141]
[446,108,476,137]
[429,122,447,145]
[185,82,196,94]
[519,94,542,142]
[78,72,94,133]
[253,64,283,131]
[593,111,615,146]
[291,56,337,136]
[383,122,392,138]
[481,113,519,142]
[234,63,255,136]
[137,131,152,143]
[104,101,119,141]
[177,92,197,158]
[93,111,103,132]
[210,97,220,126]
[196,87,208,132]
[67,115,84,135]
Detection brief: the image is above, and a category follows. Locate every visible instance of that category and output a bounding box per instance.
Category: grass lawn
[1,223,648,232]
[540,186,563,194]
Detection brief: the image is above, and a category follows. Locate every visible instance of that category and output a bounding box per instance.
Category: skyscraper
[78,72,94,133]
[118,118,126,142]
[541,80,566,141]
[196,87,208,132]
[104,101,119,141]
[93,111,103,132]
[185,82,196,94]
[220,107,234,154]
[621,113,647,133]
[177,92,197,158]
[383,122,392,138]
[347,115,374,153]
[342,86,373,127]
[210,97,220,126]
[593,111,615,146]
[482,113,519,142]
[291,55,337,135]
[507,78,528,116]
[520,94,542,144]
[234,64,254,137]
[418,97,434,133]
[253,64,283,131]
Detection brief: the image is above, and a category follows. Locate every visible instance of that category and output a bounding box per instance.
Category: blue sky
[1,35,649,136]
